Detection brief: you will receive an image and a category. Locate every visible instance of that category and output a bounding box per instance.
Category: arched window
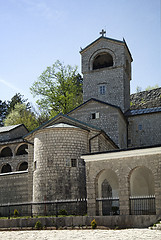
[18,162,28,171]
[93,53,113,70]
[0,147,13,157]
[1,163,12,173]
[16,144,28,155]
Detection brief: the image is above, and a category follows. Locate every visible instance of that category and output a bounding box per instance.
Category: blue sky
[0,0,160,105]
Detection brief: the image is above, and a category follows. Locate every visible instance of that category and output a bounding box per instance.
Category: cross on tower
[100,29,106,37]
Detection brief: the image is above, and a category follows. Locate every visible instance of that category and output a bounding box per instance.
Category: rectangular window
[100,85,106,95]
[138,124,142,131]
[92,113,96,119]
[91,112,99,119]
[34,161,36,171]
[71,159,77,167]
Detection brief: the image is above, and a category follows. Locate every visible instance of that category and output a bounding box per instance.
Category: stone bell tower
[80,30,133,112]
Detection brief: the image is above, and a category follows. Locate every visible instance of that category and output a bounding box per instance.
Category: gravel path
[0,229,160,240]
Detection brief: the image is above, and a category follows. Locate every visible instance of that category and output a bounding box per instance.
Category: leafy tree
[0,100,8,126]
[30,60,83,117]
[7,93,31,114]
[4,103,38,132]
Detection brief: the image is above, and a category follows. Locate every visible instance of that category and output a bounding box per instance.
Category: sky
[0,0,160,105]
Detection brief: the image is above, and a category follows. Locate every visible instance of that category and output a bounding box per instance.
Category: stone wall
[128,112,161,148]
[32,126,88,215]
[68,100,127,148]
[0,171,28,216]
[83,146,161,218]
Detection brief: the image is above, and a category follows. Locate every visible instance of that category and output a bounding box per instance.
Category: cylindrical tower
[33,123,88,215]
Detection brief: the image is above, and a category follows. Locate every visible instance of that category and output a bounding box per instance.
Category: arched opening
[16,144,28,155]
[130,166,155,196]
[129,166,156,215]
[0,147,13,157]
[1,163,12,173]
[17,162,28,171]
[96,169,119,215]
[93,53,113,70]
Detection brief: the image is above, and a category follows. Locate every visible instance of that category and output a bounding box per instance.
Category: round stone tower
[32,123,88,215]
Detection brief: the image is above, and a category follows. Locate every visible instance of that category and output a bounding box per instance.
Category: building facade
[0,32,161,226]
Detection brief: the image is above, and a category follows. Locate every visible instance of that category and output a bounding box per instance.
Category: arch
[96,169,119,215]
[1,163,12,173]
[89,48,115,71]
[16,144,28,155]
[93,52,113,70]
[129,166,155,196]
[97,169,119,198]
[0,147,13,157]
[17,161,28,171]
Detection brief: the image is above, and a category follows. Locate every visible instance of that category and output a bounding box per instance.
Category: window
[1,163,12,173]
[71,159,77,167]
[91,112,99,119]
[34,161,37,171]
[92,113,96,119]
[18,162,28,171]
[0,147,13,157]
[138,124,142,131]
[16,144,28,155]
[100,85,106,95]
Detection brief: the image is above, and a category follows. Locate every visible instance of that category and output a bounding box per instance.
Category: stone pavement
[0,229,160,240]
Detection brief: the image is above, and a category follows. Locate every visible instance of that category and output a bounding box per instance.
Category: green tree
[4,103,38,132]
[7,93,31,114]
[30,60,83,117]
[0,100,8,126]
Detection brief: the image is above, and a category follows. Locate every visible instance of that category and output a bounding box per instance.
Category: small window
[34,161,37,171]
[91,112,99,119]
[1,163,12,173]
[0,147,13,157]
[18,162,28,171]
[100,85,106,95]
[92,113,96,119]
[138,124,142,131]
[71,159,77,167]
[16,144,28,155]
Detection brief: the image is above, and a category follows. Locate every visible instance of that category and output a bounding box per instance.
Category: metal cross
[100,29,106,37]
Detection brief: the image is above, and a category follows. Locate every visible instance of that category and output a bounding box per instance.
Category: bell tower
[80,30,133,112]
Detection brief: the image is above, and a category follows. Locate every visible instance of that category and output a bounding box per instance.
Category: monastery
[0,31,161,227]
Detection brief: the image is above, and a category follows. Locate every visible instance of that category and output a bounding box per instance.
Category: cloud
[0,78,23,93]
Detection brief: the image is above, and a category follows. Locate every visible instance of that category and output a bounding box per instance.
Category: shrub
[35,220,43,230]
[91,219,97,229]
[59,209,68,216]
[14,209,19,217]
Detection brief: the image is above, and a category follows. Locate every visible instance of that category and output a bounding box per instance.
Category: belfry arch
[93,52,113,70]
